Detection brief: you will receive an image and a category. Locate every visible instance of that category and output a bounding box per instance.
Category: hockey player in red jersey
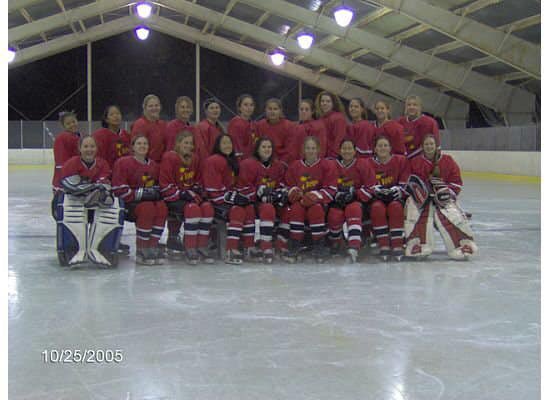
[345,98,376,159]
[235,137,287,263]
[165,96,207,161]
[285,136,338,263]
[373,100,406,156]
[367,136,410,261]
[56,135,123,267]
[397,95,440,159]
[52,111,81,191]
[159,131,214,265]
[228,94,257,160]
[203,134,256,264]
[291,99,328,161]
[405,135,477,260]
[327,139,377,263]
[112,135,168,265]
[93,105,131,169]
[256,98,295,165]
[315,91,348,159]
[197,97,225,155]
[131,94,167,163]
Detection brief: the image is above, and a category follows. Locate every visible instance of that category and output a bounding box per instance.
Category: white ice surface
[8,168,540,400]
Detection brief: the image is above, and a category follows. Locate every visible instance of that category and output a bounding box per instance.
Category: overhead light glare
[8,48,16,63]
[135,26,150,41]
[136,2,153,19]
[297,32,314,49]
[270,50,286,66]
[334,5,354,27]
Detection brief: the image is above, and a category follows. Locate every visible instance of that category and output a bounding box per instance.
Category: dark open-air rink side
[8,167,540,400]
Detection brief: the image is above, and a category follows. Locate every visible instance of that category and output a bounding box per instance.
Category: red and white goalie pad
[433,201,478,260]
[404,196,434,258]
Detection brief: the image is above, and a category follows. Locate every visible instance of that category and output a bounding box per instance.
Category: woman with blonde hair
[131,94,167,162]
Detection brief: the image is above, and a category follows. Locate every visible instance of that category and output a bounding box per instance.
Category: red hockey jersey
[165,119,207,162]
[202,154,237,205]
[373,120,406,156]
[92,128,131,169]
[52,131,80,188]
[112,156,160,203]
[159,150,203,202]
[228,116,257,160]
[397,114,440,159]
[57,156,111,188]
[346,120,376,159]
[285,158,338,204]
[409,153,463,196]
[367,155,410,188]
[131,116,167,163]
[197,119,224,156]
[236,157,287,202]
[333,158,377,203]
[256,118,295,165]
[292,119,328,162]
[320,111,348,159]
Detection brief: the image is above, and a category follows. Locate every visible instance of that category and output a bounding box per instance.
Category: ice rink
[8,166,540,400]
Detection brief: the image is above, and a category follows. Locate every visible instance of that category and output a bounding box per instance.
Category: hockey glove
[288,187,304,204]
[434,186,454,208]
[180,190,201,204]
[136,187,161,201]
[389,186,403,201]
[406,175,430,208]
[272,188,289,207]
[224,191,250,206]
[300,190,324,207]
[256,185,273,203]
[335,186,355,208]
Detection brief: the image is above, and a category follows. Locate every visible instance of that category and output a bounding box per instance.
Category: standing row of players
[52,91,476,266]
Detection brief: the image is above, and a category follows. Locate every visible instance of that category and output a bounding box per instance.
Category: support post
[298,79,303,108]
[20,120,23,149]
[87,42,92,134]
[195,43,200,124]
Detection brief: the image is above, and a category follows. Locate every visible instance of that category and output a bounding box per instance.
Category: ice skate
[347,248,358,263]
[136,248,155,266]
[197,247,215,264]
[225,249,243,265]
[186,248,200,265]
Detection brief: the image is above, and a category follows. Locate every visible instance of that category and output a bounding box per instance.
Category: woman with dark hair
[130,94,167,163]
[202,134,255,264]
[165,96,207,161]
[235,137,287,263]
[405,134,477,260]
[367,136,410,261]
[327,139,376,263]
[160,130,214,264]
[197,97,225,156]
[345,98,376,159]
[291,99,328,161]
[228,94,257,161]
[314,91,348,159]
[112,134,168,265]
[255,98,295,165]
[373,100,406,156]
[52,111,81,191]
[93,105,131,169]
[284,136,338,263]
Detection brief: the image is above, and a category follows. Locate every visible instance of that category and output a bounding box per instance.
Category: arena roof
[8,0,540,124]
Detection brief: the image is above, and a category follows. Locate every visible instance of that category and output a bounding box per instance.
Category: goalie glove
[430,177,447,191]
[180,189,201,204]
[61,175,98,196]
[224,191,250,206]
[300,190,324,207]
[83,188,114,208]
[135,187,161,201]
[406,175,430,208]
[434,186,455,208]
[288,187,303,204]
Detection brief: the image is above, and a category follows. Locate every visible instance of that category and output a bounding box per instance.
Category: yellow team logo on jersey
[376,172,394,186]
[142,174,155,187]
[299,174,319,190]
[179,167,195,183]
[115,141,128,157]
[260,176,276,189]
[337,176,354,188]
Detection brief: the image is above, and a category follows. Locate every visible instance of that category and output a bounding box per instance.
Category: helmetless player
[398,95,440,159]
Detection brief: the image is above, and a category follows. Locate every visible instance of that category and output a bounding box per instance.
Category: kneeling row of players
[53,132,477,267]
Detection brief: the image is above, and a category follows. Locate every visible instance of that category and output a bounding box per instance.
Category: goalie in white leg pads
[56,135,123,267]
[406,135,478,260]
